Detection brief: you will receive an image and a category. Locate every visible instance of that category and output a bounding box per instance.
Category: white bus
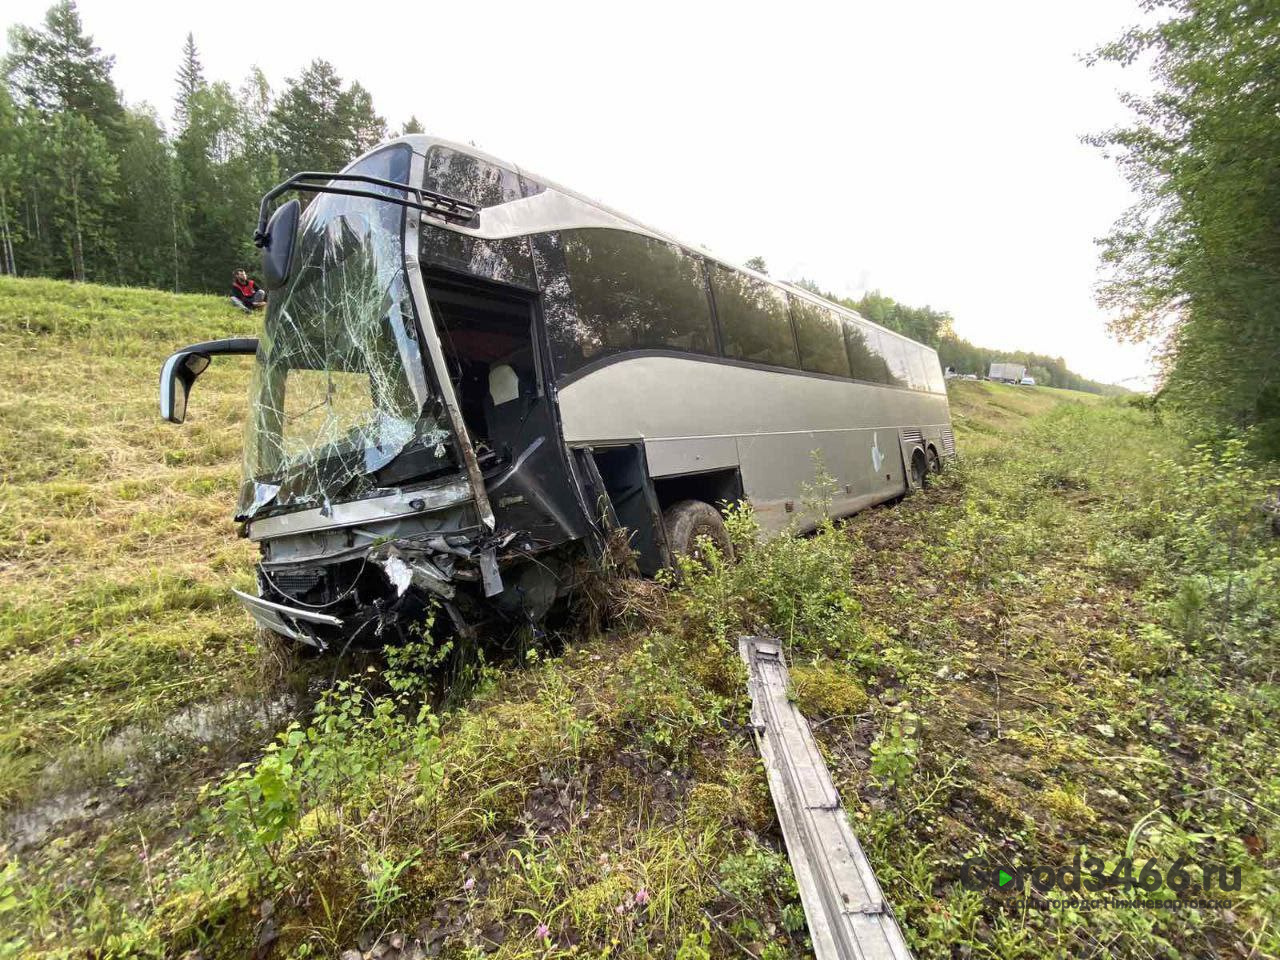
[160,135,954,647]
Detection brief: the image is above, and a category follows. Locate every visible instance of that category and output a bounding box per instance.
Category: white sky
[3,0,1157,386]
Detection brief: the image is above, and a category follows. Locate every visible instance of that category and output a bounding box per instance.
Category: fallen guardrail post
[739,636,914,960]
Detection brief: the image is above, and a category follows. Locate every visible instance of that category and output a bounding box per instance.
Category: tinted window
[906,344,930,392]
[878,332,911,387]
[791,297,851,378]
[845,319,890,383]
[419,228,536,288]
[925,349,946,393]
[425,146,522,207]
[712,267,798,368]
[553,229,715,372]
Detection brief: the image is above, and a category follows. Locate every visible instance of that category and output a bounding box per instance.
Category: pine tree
[269,59,386,177]
[402,115,424,135]
[173,32,205,132]
[176,82,243,291]
[3,1,122,132]
[3,2,125,280]
[340,81,387,156]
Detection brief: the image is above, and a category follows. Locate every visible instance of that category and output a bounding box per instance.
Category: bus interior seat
[428,282,538,454]
[482,355,537,460]
[488,363,520,406]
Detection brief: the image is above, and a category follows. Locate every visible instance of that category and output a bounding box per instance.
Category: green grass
[3,277,1277,959]
[947,378,1100,453]
[0,276,263,803]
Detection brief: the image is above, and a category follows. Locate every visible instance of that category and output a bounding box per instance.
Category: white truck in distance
[989,362,1026,383]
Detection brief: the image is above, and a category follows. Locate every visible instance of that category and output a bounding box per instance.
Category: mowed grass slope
[0,276,261,804]
[947,378,1100,452]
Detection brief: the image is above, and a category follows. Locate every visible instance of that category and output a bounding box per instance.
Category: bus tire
[909,450,928,492]
[662,499,734,565]
[927,445,942,475]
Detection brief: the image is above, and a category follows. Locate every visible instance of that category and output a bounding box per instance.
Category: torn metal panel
[739,636,914,960]
[246,477,474,542]
[478,546,503,598]
[373,546,457,600]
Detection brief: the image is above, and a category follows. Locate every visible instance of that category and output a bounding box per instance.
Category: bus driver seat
[484,361,533,461]
[488,363,520,407]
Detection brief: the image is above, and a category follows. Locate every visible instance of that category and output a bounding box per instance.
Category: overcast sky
[4,0,1157,385]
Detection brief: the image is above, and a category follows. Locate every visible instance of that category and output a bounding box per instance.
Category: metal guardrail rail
[739,636,914,960]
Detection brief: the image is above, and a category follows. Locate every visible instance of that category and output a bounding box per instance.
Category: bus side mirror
[159,337,260,424]
[261,198,300,290]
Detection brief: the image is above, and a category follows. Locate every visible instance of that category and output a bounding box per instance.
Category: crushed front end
[219,142,591,649]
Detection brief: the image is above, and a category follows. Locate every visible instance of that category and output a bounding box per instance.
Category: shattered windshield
[238,146,457,520]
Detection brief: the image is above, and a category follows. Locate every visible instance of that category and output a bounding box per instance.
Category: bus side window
[791,297,852,378]
[846,319,889,384]
[554,229,716,374]
[906,344,931,392]
[928,351,947,393]
[711,266,798,369]
[877,332,912,387]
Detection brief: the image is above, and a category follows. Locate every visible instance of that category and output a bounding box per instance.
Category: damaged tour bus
[160,135,954,648]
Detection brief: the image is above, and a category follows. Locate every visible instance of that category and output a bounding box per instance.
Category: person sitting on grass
[230,269,267,311]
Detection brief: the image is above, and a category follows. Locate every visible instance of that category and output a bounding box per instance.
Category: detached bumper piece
[739,637,914,960]
[234,588,342,649]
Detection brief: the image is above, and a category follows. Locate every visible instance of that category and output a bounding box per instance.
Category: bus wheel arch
[662,499,735,564]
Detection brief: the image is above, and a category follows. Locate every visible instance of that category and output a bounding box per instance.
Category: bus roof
[373,134,937,357]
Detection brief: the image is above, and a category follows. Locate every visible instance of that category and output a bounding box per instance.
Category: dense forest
[1090,0,1280,453]
[0,2,417,292]
[2,1,1122,398]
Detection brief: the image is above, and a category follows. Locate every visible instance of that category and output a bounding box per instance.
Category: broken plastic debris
[381,555,413,597]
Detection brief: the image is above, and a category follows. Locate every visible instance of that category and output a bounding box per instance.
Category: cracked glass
[238,146,458,520]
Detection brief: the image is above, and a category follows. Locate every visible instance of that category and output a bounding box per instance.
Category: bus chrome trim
[233,588,343,648]
[245,477,473,542]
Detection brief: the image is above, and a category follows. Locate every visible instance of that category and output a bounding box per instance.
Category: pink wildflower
[634,888,650,906]
[463,876,476,892]
[536,923,551,939]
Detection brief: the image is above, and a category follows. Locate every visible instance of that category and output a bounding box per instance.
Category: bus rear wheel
[910,451,928,492]
[662,499,734,565]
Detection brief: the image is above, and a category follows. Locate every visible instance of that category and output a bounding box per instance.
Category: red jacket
[231,278,260,305]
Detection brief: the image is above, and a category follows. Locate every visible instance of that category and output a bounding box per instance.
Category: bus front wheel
[662,499,734,566]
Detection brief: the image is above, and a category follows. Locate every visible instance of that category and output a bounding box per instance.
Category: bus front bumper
[233,588,344,647]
